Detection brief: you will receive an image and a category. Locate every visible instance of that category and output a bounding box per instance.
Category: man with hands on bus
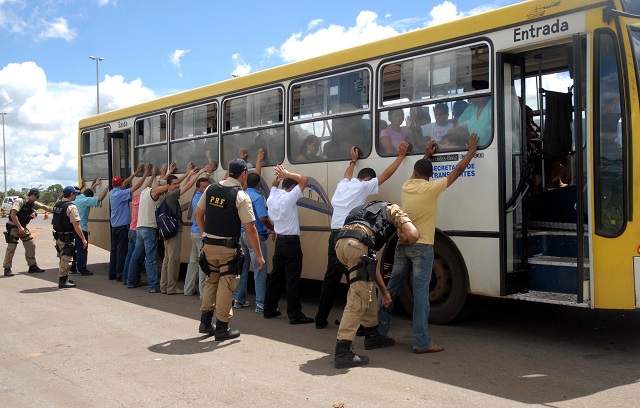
[108,163,150,282]
[315,141,411,329]
[195,158,265,341]
[333,200,419,368]
[377,134,478,354]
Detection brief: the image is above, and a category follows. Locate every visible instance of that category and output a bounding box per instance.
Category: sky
[0,0,520,190]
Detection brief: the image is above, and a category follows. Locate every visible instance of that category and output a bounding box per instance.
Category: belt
[277,235,299,240]
[330,229,341,233]
[203,237,239,247]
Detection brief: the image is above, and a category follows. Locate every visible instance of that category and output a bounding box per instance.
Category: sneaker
[79,270,94,276]
[233,300,250,309]
[167,288,184,295]
[255,306,264,314]
[4,268,14,277]
[69,269,79,275]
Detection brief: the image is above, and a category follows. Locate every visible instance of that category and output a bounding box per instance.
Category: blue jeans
[122,229,137,286]
[234,231,268,308]
[74,230,89,273]
[127,227,159,291]
[378,243,434,350]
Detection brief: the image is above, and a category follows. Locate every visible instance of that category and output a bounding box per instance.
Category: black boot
[214,319,240,341]
[198,311,216,335]
[335,340,369,369]
[364,326,395,350]
[28,265,46,273]
[58,276,76,289]
[4,268,14,277]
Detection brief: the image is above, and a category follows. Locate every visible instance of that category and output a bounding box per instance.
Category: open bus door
[497,52,528,295]
[107,130,130,184]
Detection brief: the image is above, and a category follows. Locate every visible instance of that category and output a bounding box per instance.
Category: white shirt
[330,177,379,229]
[421,122,454,142]
[137,187,161,228]
[267,186,303,235]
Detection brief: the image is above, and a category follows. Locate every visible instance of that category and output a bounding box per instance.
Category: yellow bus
[78,0,640,323]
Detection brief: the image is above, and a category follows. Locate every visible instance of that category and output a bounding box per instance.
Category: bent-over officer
[195,158,265,341]
[334,200,419,368]
[52,186,88,289]
[3,188,53,277]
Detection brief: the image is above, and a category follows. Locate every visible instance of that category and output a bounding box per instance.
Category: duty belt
[203,237,239,248]
[335,229,375,248]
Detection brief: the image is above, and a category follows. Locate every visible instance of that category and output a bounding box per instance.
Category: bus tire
[381,230,469,325]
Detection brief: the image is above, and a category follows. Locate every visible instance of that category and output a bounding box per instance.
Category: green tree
[39,184,63,205]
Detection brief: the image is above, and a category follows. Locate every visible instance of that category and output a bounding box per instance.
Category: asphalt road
[1,217,640,407]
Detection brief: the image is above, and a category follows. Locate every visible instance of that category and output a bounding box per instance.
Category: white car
[1,196,19,217]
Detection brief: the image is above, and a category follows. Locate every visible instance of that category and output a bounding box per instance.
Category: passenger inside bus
[421,103,453,143]
[295,135,321,162]
[452,80,492,146]
[379,109,414,155]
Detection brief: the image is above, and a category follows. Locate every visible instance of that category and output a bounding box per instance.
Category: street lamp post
[1,112,8,202]
[88,56,105,114]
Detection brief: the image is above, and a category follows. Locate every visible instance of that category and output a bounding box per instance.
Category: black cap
[28,188,40,198]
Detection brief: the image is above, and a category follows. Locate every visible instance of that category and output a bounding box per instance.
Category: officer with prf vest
[333,200,419,369]
[3,188,53,276]
[52,186,88,289]
[195,158,265,341]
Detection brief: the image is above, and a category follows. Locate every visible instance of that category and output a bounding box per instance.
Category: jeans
[127,227,159,291]
[234,231,268,308]
[184,232,206,297]
[109,224,129,280]
[74,230,90,273]
[378,243,434,350]
[122,229,137,285]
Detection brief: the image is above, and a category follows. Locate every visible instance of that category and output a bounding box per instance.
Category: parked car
[1,196,19,217]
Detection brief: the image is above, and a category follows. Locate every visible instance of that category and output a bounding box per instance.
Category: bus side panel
[453,236,501,297]
[592,236,636,309]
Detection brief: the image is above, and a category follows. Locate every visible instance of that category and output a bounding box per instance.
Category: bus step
[506,290,590,307]
[527,230,589,258]
[528,256,590,294]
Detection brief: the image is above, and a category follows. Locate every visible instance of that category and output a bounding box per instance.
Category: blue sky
[0,0,518,190]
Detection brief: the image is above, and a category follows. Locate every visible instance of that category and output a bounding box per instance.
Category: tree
[39,184,63,205]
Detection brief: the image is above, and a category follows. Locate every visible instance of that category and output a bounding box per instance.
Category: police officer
[333,200,419,369]
[3,188,53,276]
[194,158,265,341]
[52,186,88,289]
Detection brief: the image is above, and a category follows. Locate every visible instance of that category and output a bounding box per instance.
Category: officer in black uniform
[194,159,265,341]
[333,200,419,368]
[3,188,53,276]
[52,186,88,289]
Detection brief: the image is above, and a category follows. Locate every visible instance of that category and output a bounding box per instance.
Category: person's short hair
[434,103,449,115]
[471,79,489,90]
[84,189,95,197]
[357,168,376,180]
[282,178,299,190]
[414,159,433,178]
[246,172,261,189]
[167,175,178,185]
[195,177,210,188]
[452,100,469,118]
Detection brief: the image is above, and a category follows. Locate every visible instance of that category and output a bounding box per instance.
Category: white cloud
[38,17,76,41]
[231,54,251,77]
[277,10,398,63]
[307,19,323,31]
[426,1,466,26]
[0,62,155,189]
[168,49,190,78]
[97,0,117,6]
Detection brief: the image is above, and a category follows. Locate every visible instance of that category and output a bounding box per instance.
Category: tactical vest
[204,183,242,238]
[16,198,35,226]
[343,200,393,251]
[52,201,74,233]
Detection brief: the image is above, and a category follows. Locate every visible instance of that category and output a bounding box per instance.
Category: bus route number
[117,121,129,129]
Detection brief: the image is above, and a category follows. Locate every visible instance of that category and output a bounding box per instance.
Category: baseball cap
[27,188,40,197]
[111,176,123,185]
[229,159,247,176]
[63,186,81,197]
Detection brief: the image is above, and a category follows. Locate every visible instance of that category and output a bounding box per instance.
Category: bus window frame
[377,40,493,156]
[221,87,285,169]
[133,112,169,170]
[169,101,219,172]
[289,66,373,163]
[593,27,627,238]
[81,125,110,180]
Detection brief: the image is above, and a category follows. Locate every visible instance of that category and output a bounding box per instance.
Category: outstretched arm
[377,141,409,185]
[122,163,144,187]
[446,133,478,187]
[179,167,200,195]
[254,148,265,176]
[129,163,150,195]
[343,146,359,179]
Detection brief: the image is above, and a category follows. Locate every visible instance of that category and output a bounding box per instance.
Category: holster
[347,251,377,285]
[220,245,244,277]
[5,223,18,244]
[53,232,75,256]
[198,250,212,277]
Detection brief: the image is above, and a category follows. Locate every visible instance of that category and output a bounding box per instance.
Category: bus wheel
[395,232,469,324]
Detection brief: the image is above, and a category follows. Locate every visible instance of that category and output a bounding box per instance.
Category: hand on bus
[397,141,410,157]
[143,162,150,174]
[151,167,158,177]
[160,165,167,177]
[239,148,248,161]
[467,133,479,153]
[424,140,437,158]
[350,146,359,162]
[169,162,177,174]
[257,148,265,163]
[135,163,143,174]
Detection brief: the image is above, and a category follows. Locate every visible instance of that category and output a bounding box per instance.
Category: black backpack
[156,201,179,240]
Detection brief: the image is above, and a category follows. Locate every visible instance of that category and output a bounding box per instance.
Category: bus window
[594,30,625,236]
[222,88,284,168]
[290,69,371,162]
[81,127,108,180]
[134,114,168,170]
[171,103,218,172]
[630,29,640,93]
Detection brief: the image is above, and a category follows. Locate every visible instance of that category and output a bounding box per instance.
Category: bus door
[107,130,130,183]
[497,52,528,295]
